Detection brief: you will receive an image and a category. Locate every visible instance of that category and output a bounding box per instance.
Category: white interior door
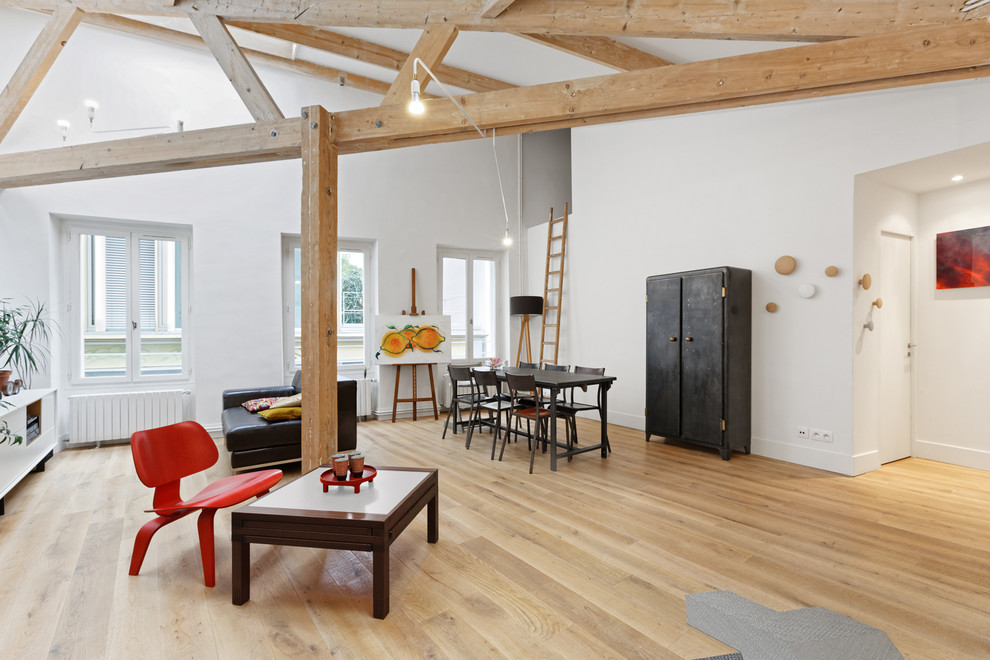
[878,232,913,464]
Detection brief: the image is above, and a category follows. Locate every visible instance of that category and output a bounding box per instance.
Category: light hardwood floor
[1,417,988,659]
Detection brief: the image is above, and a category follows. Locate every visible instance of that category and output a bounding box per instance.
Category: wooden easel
[391,362,439,422]
[392,268,439,422]
[401,267,424,316]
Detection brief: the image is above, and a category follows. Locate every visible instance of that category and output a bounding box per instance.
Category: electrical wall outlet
[811,428,833,443]
[797,426,809,440]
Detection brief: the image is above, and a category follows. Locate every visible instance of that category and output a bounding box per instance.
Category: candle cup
[348,452,365,477]
[331,454,350,480]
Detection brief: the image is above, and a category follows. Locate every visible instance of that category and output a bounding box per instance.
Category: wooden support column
[300,105,338,472]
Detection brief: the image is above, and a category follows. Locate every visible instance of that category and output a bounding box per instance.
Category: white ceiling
[863,140,990,194]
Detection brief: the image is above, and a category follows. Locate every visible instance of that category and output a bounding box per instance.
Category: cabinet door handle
[669,337,677,342]
[684,337,693,342]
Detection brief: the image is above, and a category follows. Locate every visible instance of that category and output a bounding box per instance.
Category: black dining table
[497,366,616,472]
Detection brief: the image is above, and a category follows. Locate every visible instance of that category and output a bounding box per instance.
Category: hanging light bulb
[502,228,513,246]
[408,79,425,115]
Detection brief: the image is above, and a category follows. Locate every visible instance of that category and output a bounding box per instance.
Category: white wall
[913,179,990,470]
[565,78,990,474]
[0,9,521,435]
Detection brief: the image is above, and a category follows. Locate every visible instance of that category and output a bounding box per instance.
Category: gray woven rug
[687,590,903,660]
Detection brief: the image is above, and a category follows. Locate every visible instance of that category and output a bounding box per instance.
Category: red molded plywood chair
[128,421,282,587]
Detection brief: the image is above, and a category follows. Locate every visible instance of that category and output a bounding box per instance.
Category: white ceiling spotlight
[56,119,70,142]
[84,99,99,127]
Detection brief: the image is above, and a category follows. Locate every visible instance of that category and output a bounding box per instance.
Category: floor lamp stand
[515,315,533,366]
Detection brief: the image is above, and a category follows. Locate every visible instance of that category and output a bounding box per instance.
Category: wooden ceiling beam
[382,24,458,106]
[0,6,82,143]
[79,14,394,97]
[228,22,513,93]
[519,34,673,70]
[3,22,990,187]
[330,21,990,152]
[189,13,283,120]
[0,118,300,187]
[337,64,990,154]
[0,0,980,40]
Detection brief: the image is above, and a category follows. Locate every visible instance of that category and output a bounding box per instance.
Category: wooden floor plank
[0,417,987,658]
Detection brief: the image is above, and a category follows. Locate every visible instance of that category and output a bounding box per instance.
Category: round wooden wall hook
[825,265,839,277]
[872,297,883,309]
[774,255,796,275]
[765,302,778,313]
[859,273,872,290]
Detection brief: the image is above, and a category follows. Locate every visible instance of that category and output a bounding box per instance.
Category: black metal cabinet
[646,267,752,459]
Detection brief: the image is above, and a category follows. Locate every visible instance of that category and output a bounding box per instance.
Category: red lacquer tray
[320,465,377,494]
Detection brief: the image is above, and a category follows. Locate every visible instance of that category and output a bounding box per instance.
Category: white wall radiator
[355,379,377,418]
[68,389,190,446]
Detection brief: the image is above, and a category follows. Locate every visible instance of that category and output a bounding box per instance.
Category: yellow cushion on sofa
[257,406,302,421]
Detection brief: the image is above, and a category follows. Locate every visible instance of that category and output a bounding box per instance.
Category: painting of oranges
[375,318,448,361]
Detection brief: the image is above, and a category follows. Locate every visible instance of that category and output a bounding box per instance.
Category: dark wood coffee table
[231,465,438,619]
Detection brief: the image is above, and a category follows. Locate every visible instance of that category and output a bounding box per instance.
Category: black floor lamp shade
[510,296,543,316]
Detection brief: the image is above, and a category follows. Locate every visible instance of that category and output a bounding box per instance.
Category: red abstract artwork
[936,226,990,289]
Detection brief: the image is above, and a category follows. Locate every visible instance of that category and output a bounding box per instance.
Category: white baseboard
[915,439,990,471]
[751,436,858,476]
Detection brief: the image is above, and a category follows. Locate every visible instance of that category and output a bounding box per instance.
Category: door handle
[684,337,693,342]
[669,337,677,342]
[132,321,137,330]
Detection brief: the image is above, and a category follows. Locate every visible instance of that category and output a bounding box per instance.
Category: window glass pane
[339,250,365,365]
[81,233,127,378]
[472,259,496,359]
[293,246,368,367]
[139,238,183,376]
[293,247,302,369]
[442,257,467,360]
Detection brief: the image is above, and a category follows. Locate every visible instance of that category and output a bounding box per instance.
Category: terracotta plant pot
[0,371,11,393]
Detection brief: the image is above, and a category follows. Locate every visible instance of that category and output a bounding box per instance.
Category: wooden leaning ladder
[539,203,568,367]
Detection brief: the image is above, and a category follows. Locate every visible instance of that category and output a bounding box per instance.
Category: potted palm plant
[1,298,55,446]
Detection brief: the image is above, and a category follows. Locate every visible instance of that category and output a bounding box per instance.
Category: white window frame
[437,247,502,363]
[281,235,377,381]
[62,217,192,386]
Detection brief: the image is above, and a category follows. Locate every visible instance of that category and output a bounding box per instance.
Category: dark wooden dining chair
[129,421,282,587]
[442,364,478,438]
[556,366,609,452]
[502,373,552,473]
[466,368,514,458]
[517,361,538,369]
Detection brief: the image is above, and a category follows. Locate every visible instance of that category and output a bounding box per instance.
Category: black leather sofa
[221,370,357,470]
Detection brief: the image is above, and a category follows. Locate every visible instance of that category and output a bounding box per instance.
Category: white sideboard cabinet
[0,388,56,515]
